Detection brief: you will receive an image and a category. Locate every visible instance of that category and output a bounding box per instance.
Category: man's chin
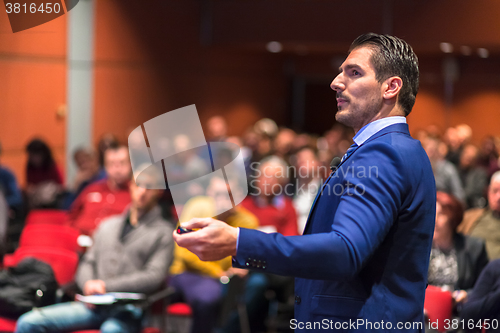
[335,110,350,125]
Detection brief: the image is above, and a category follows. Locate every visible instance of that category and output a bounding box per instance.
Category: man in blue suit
[174,33,436,332]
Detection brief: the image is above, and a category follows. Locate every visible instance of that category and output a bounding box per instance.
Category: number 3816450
[5,3,62,14]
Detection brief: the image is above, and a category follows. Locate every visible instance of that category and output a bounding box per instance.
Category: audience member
[253,118,278,162]
[15,168,174,333]
[226,156,297,333]
[25,138,64,209]
[68,144,132,235]
[0,192,8,257]
[444,126,462,167]
[423,135,466,203]
[63,147,107,209]
[169,177,258,333]
[445,124,472,167]
[243,156,298,236]
[428,192,488,310]
[292,147,323,234]
[0,141,22,210]
[206,115,228,142]
[461,259,500,332]
[459,144,489,208]
[322,123,350,158]
[97,133,119,170]
[478,136,500,178]
[459,171,500,260]
[273,128,296,165]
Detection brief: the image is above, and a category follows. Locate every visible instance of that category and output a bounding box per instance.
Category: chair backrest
[25,209,68,226]
[8,247,79,286]
[424,285,453,333]
[19,224,82,253]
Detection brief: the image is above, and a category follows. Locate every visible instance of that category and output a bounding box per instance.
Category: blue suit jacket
[233,123,436,332]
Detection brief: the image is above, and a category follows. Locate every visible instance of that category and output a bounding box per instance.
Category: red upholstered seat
[0,317,17,332]
[3,246,79,285]
[166,302,193,317]
[19,224,82,253]
[25,209,68,226]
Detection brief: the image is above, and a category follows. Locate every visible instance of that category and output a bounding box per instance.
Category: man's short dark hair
[349,33,419,116]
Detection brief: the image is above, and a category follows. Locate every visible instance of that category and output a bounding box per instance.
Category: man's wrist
[233,227,240,257]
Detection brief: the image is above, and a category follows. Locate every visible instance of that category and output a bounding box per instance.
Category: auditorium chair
[25,209,69,226]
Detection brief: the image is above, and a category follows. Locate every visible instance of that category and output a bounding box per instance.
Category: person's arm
[67,185,88,223]
[461,261,500,324]
[2,169,22,208]
[75,237,98,291]
[447,164,466,204]
[473,240,490,288]
[103,229,174,294]
[175,141,405,280]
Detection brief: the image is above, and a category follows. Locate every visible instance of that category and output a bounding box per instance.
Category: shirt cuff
[235,227,240,254]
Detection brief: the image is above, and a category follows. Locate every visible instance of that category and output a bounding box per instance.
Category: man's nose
[330,74,344,92]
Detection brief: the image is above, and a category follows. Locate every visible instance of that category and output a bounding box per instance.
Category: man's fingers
[180,217,217,229]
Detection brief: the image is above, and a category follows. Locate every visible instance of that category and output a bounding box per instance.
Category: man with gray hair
[459,171,500,260]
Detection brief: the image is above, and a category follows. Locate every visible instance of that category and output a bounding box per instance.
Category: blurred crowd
[1,116,500,332]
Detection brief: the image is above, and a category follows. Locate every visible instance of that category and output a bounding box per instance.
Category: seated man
[460,259,500,332]
[68,144,132,235]
[223,156,298,333]
[15,168,175,333]
[63,146,107,209]
[459,171,500,260]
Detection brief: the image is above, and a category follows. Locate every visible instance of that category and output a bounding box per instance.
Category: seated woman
[25,138,64,209]
[428,191,489,310]
[168,177,258,333]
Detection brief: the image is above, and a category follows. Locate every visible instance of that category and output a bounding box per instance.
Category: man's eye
[353,70,360,76]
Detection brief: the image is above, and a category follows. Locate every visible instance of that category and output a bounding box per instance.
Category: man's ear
[383,76,403,100]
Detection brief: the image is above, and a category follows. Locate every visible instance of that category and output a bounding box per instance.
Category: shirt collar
[353,116,407,146]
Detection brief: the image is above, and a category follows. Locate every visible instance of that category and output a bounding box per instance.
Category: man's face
[488,180,500,213]
[104,147,131,186]
[258,162,284,197]
[130,176,161,211]
[330,46,384,132]
[296,149,318,178]
[459,145,478,169]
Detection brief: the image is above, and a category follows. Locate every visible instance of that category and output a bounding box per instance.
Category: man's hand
[83,280,106,296]
[173,218,238,261]
[453,290,468,304]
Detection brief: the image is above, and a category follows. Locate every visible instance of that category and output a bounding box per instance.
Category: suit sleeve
[233,142,405,280]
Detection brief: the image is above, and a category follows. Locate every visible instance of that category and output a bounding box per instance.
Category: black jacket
[455,233,489,292]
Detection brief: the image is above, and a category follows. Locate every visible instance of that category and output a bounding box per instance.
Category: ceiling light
[266,41,282,53]
[478,48,489,58]
[440,42,453,53]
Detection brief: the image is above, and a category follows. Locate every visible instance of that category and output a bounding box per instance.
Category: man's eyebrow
[339,64,360,73]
